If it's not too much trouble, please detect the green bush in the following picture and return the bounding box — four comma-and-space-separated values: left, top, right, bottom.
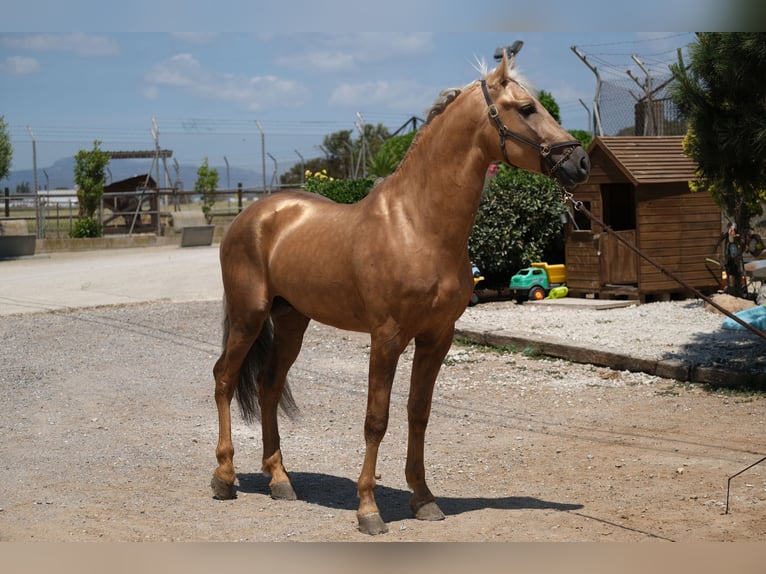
469, 165, 568, 284
195, 157, 219, 224
303, 170, 375, 204
70, 217, 102, 238
73, 140, 110, 224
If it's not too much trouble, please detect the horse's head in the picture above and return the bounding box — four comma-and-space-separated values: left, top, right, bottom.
480, 54, 590, 189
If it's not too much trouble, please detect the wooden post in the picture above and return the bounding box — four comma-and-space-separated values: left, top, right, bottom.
237, 182, 243, 213
3, 187, 9, 217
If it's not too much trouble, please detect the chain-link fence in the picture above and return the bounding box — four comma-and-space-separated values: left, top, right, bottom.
597, 71, 687, 137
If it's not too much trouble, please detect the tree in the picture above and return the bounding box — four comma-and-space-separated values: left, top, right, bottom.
670, 33, 766, 230
319, 129, 354, 179
194, 157, 219, 224
567, 129, 592, 150
0, 115, 12, 182
318, 123, 391, 180
367, 131, 416, 178
280, 123, 394, 186
537, 90, 561, 124
72, 140, 110, 237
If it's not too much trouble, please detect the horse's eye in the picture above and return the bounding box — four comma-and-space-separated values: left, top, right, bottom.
520, 104, 536, 117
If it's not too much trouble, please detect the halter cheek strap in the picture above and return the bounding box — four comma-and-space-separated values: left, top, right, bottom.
480, 79, 580, 175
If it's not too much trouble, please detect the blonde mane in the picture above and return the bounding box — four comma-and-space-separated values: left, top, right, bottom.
423, 56, 532, 125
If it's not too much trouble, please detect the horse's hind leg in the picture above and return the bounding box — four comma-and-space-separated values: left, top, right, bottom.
211, 310, 265, 500
259, 306, 309, 501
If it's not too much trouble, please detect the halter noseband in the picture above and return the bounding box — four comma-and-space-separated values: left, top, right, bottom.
480, 79, 581, 175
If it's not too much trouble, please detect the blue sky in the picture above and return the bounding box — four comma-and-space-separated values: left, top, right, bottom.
1, 31, 700, 178
0, 0, 742, 178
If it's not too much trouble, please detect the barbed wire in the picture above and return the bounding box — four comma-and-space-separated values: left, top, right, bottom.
572, 33, 695, 136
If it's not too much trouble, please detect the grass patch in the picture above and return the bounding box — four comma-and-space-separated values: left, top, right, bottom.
453, 337, 519, 355
453, 337, 554, 362
701, 383, 766, 397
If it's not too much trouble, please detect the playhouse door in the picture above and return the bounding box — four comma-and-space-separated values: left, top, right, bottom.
600, 183, 639, 285
601, 230, 638, 284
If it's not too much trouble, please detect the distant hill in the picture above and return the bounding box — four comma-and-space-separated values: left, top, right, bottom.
2, 156, 269, 192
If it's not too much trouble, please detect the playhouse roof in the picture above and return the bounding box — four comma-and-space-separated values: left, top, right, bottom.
587, 136, 698, 186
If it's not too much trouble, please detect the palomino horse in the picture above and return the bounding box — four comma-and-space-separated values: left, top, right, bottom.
211, 53, 590, 535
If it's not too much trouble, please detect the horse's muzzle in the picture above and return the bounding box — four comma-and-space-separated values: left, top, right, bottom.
553, 146, 590, 189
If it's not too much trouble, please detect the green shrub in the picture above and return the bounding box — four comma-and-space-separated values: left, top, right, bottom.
303, 170, 375, 204
469, 165, 568, 284
194, 158, 219, 224
73, 140, 110, 223
70, 217, 102, 238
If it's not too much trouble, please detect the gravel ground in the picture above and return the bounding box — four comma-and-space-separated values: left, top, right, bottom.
1, 296, 766, 543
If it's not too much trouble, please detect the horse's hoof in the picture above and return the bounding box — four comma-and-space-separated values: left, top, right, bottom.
211, 474, 236, 500
270, 481, 297, 500
357, 512, 389, 535
413, 500, 445, 521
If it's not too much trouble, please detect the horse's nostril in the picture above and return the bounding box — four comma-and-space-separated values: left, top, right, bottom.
579, 154, 591, 177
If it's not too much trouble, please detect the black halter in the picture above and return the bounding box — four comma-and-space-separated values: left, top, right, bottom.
480, 79, 581, 175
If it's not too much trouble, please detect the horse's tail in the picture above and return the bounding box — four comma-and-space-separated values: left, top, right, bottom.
221, 301, 298, 425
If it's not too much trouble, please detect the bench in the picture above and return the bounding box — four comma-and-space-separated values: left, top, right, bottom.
170, 211, 215, 248
0, 220, 37, 259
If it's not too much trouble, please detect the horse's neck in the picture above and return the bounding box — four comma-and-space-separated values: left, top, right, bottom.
377, 94, 491, 249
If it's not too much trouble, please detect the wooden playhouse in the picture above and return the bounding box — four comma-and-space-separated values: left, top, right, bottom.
564, 136, 722, 301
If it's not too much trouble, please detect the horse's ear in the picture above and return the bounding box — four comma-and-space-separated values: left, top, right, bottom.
488, 51, 511, 85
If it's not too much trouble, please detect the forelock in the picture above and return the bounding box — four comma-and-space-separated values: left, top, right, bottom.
473, 55, 534, 93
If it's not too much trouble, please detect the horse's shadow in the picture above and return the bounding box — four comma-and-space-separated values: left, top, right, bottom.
237, 471, 582, 523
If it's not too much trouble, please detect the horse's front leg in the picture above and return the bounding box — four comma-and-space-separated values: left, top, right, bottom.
356, 332, 404, 535
405, 326, 454, 521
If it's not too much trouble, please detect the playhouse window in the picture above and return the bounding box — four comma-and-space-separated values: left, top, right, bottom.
602, 183, 636, 231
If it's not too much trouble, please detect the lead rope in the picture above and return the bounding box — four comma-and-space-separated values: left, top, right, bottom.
561, 188, 766, 343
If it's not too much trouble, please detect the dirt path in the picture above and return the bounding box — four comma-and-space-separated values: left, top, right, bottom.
1, 300, 765, 541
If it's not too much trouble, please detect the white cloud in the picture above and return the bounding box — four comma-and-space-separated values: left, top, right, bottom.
0, 55, 40, 75
145, 53, 309, 111
329, 79, 433, 112
275, 32, 434, 72
298, 51, 357, 72
0, 33, 118, 56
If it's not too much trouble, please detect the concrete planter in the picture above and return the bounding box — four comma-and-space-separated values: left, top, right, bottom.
180, 225, 215, 247
0, 235, 37, 259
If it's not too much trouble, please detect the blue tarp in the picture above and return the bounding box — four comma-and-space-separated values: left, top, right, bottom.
721, 305, 766, 331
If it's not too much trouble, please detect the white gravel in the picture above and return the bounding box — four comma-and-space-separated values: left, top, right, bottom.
456, 298, 766, 376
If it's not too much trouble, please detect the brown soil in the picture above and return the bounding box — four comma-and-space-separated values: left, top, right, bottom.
1, 300, 765, 542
